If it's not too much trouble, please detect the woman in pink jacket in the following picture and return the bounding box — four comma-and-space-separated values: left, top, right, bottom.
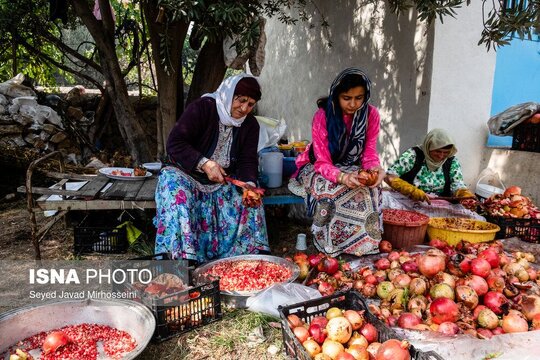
294, 68, 385, 256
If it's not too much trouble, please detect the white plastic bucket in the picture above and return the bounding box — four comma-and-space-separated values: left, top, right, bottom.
475, 173, 505, 200
260, 152, 283, 188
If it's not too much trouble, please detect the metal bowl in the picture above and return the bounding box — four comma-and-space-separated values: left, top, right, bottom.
0, 299, 155, 359
192, 254, 300, 308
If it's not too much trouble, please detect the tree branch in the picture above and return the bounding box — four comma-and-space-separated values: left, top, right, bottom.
41, 32, 102, 72
20, 40, 104, 92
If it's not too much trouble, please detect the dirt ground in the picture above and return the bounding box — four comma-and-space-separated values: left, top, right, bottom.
0, 197, 312, 359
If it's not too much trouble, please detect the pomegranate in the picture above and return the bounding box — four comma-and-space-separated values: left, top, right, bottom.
417, 250, 446, 278
408, 277, 427, 295
287, 314, 304, 328
326, 317, 352, 344
379, 240, 393, 253
336, 352, 356, 360
458, 274, 488, 297
318, 281, 335, 296
318, 257, 339, 275
430, 298, 459, 324
346, 344, 370, 360
531, 314, 540, 330
478, 249, 500, 268
343, 310, 364, 330
375, 339, 411, 360
303, 338, 322, 357
365, 274, 378, 285
503, 185, 521, 198
358, 168, 379, 186
375, 258, 391, 270
484, 291, 509, 315
476, 328, 494, 339
473, 305, 488, 320
471, 258, 491, 278
326, 307, 343, 319
361, 283, 377, 298
459, 258, 472, 274
309, 323, 327, 344
376, 281, 395, 300
502, 313, 528, 333
397, 313, 422, 329
477, 308, 499, 329
311, 316, 329, 329
42, 331, 70, 354
401, 260, 418, 273
520, 295, 540, 320
360, 323, 378, 343
437, 322, 459, 335
367, 342, 382, 358
388, 251, 400, 262
429, 283, 455, 300
487, 275, 505, 293
455, 285, 479, 309
293, 325, 310, 343
393, 274, 412, 288
492, 326, 505, 335
322, 339, 345, 359
429, 238, 447, 249
308, 254, 325, 267
434, 272, 456, 288
348, 333, 369, 348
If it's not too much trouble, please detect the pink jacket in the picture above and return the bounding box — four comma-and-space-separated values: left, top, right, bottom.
295, 105, 381, 182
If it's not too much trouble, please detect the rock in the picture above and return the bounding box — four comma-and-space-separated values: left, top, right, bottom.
6, 135, 26, 147
40, 131, 51, 141
1, 193, 17, 203
0, 125, 23, 136
19, 104, 39, 123
37, 105, 63, 128
33, 138, 46, 150
57, 138, 74, 149
0, 114, 15, 125
28, 123, 43, 132
66, 106, 84, 120
0, 94, 8, 105
24, 133, 39, 145
49, 132, 68, 144
0, 105, 4, 115
42, 124, 59, 134
12, 114, 33, 126
85, 157, 107, 169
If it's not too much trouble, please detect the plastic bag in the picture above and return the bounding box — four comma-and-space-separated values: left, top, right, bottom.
0, 74, 36, 98
255, 116, 287, 153
488, 102, 540, 135
246, 282, 321, 317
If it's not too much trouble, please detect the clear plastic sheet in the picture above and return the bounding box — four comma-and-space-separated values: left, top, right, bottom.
246, 283, 321, 317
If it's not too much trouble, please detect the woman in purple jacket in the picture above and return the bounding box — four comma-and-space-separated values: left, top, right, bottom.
154, 74, 270, 263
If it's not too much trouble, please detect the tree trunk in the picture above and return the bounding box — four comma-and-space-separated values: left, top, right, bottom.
70, 0, 151, 163
143, 2, 188, 158
186, 38, 227, 105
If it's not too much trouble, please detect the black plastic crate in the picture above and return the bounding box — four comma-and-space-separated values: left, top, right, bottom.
119, 256, 222, 342
512, 123, 540, 153
486, 215, 540, 243
74, 215, 128, 255
278, 291, 443, 360
144, 280, 222, 342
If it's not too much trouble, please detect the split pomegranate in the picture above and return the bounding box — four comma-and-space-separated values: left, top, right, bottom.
520, 295, 540, 320
358, 168, 379, 186
42, 331, 70, 354
483, 291, 508, 315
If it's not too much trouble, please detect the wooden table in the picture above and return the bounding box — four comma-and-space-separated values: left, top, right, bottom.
20, 152, 304, 259
19, 152, 158, 259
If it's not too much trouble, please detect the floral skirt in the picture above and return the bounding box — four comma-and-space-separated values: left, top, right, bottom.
298, 164, 382, 257
154, 166, 269, 263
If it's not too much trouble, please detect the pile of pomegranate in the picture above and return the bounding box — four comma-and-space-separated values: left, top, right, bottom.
365, 239, 540, 339
483, 186, 540, 219
286, 306, 411, 360
9, 323, 136, 360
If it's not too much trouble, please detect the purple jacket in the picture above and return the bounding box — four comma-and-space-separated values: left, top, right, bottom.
166, 97, 260, 183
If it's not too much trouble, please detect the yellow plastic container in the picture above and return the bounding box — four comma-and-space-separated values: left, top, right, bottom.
427, 217, 501, 245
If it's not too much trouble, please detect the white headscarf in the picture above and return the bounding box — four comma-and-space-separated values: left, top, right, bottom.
419, 128, 458, 171
202, 73, 258, 127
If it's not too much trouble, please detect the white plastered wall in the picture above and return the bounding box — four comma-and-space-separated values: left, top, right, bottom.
427, 2, 496, 186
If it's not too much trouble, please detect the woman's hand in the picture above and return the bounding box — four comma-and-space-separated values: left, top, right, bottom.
202, 160, 227, 183
341, 172, 361, 189
369, 166, 386, 188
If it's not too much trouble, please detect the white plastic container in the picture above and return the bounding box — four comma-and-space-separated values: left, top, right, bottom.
260, 152, 284, 188
475, 172, 505, 201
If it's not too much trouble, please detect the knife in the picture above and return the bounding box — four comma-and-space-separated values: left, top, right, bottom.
224, 176, 265, 195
